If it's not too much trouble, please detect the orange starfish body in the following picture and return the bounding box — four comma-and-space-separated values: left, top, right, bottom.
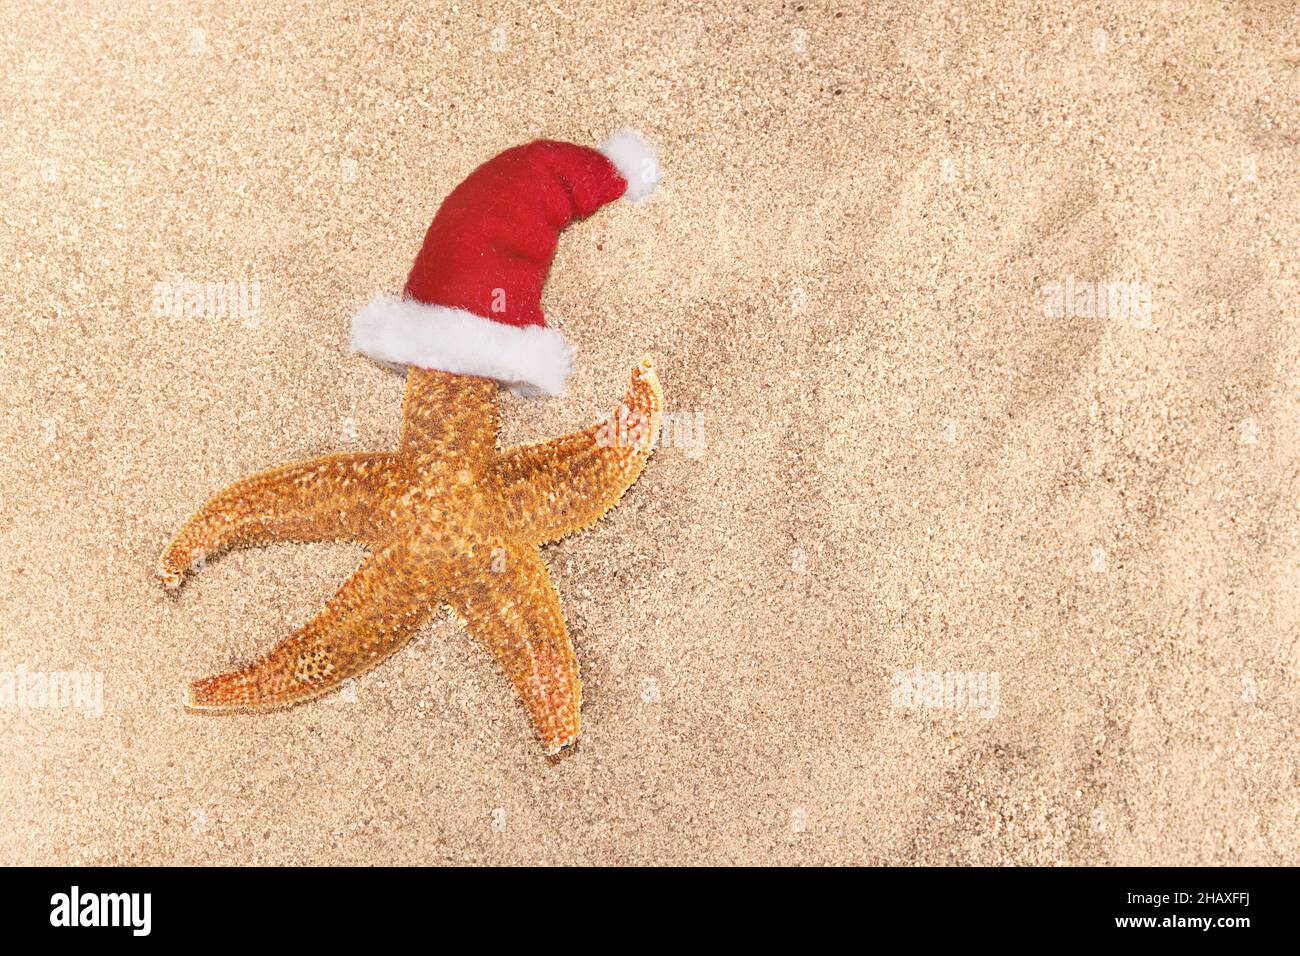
161, 360, 662, 754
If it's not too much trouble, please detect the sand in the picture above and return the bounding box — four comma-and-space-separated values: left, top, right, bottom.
1, 0, 1296, 865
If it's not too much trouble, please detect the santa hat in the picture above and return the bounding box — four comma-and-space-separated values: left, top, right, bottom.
349, 130, 662, 397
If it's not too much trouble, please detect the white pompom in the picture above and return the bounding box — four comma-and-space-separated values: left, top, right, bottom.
599, 129, 662, 202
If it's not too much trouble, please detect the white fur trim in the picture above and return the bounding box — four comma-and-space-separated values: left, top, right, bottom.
349, 295, 573, 397
599, 129, 662, 202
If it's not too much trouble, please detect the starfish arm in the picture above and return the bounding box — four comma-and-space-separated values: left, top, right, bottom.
159, 452, 399, 589
445, 543, 581, 755
185, 538, 436, 710
494, 360, 663, 545
400, 367, 499, 465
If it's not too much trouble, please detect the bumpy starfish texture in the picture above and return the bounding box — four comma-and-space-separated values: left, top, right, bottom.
161, 360, 662, 754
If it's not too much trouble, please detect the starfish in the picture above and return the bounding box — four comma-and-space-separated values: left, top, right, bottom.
160, 359, 662, 754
